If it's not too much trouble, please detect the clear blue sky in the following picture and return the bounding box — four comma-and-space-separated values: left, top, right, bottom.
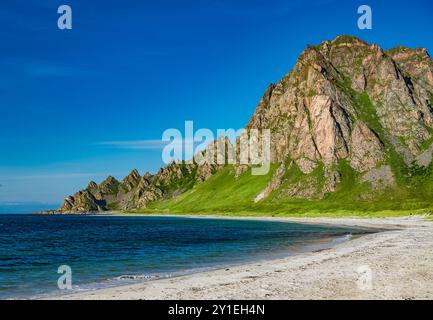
1, 0, 432, 209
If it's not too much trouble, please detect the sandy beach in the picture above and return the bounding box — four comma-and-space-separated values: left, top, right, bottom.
50, 215, 433, 300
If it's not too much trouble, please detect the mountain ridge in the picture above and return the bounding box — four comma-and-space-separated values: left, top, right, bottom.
55, 35, 433, 215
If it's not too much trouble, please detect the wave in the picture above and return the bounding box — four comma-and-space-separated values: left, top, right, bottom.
115, 274, 159, 281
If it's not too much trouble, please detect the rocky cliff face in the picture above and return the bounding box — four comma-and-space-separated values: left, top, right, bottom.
245, 35, 433, 199
58, 36, 433, 213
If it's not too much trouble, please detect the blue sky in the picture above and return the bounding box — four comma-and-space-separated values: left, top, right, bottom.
1, 0, 433, 208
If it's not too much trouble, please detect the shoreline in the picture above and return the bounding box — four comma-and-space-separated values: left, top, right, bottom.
46, 215, 433, 300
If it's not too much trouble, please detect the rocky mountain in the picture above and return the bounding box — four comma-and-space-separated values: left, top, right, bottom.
58, 35, 433, 214
59, 162, 219, 213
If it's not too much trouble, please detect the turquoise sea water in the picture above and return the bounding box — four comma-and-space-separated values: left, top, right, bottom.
0, 214, 376, 299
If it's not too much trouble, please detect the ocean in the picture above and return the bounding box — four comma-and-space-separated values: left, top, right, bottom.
0, 214, 375, 299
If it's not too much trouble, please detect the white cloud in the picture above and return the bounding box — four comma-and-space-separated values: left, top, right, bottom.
97, 139, 192, 150
0, 172, 109, 181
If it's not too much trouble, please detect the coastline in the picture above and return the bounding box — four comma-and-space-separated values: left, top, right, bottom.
46, 215, 433, 300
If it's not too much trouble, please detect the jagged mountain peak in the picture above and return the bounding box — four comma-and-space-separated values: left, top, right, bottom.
386, 45, 430, 58
121, 169, 141, 193
330, 35, 369, 46
87, 181, 98, 190
123, 169, 141, 183
128, 169, 140, 177
102, 175, 118, 183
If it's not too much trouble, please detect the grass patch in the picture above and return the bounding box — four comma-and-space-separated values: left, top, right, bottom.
135, 165, 278, 214
123, 161, 433, 218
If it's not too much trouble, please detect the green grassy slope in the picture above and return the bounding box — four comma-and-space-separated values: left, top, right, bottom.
136, 165, 277, 214
127, 160, 433, 218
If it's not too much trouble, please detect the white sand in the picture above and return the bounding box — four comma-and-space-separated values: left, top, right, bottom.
50, 215, 433, 300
